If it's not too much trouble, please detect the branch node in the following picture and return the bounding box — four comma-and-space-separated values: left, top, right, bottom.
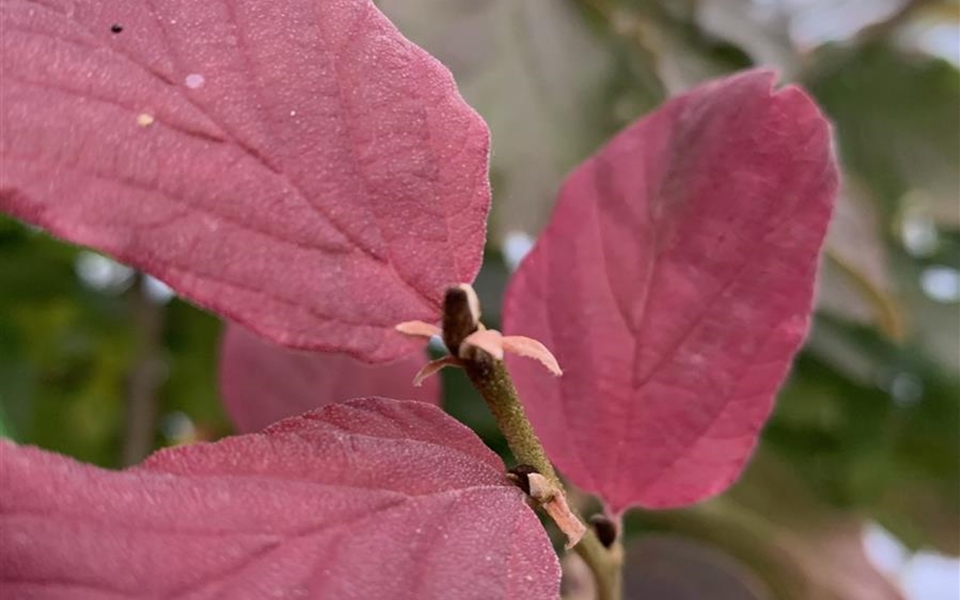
507, 464, 540, 496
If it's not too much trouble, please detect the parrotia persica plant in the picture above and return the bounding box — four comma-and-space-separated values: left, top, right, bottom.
0, 0, 839, 598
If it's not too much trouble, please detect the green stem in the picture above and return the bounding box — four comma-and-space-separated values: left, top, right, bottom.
463, 359, 623, 600
463, 360, 558, 482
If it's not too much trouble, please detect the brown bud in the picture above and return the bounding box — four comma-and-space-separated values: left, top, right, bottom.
589, 514, 618, 548
442, 285, 479, 353
507, 464, 540, 496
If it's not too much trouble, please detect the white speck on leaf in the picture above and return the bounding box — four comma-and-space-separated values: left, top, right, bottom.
185, 73, 205, 89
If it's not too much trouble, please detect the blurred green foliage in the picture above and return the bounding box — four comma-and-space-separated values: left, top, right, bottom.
1, 1, 957, 598
0, 219, 230, 468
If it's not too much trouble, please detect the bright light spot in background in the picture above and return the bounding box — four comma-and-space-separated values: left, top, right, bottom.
900, 20, 960, 66
74, 251, 135, 293
887, 371, 923, 407
751, 0, 960, 65
143, 275, 176, 304
427, 335, 446, 353
920, 266, 960, 303
901, 553, 960, 600
899, 212, 940, 258
863, 523, 960, 600
864, 522, 909, 574
159, 411, 197, 445
773, 0, 906, 47
502, 231, 535, 272
75, 253, 177, 302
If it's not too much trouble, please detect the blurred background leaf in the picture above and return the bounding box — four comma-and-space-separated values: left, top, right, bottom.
626, 451, 907, 600
379, 0, 665, 242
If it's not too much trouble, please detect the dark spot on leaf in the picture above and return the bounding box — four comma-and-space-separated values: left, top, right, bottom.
110, 24, 123, 34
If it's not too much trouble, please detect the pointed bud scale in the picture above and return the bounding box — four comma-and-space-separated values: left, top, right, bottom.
527, 473, 587, 549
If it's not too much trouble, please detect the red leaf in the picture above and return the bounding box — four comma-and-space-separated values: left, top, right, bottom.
1, 398, 560, 598
503, 71, 838, 513
219, 324, 440, 432
0, 0, 490, 362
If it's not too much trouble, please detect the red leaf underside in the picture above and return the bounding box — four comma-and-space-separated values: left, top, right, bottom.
0, 0, 490, 362
504, 70, 839, 513
219, 323, 440, 432
1, 398, 560, 599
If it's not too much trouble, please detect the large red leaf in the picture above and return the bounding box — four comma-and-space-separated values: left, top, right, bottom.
1, 398, 559, 599
503, 70, 838, 513
220, 323, 440, 432
0, 0, 490, 362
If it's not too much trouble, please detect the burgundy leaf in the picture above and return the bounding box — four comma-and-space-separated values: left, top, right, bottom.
220, 323, 440, 432
503, 70, 838, 513
0, 0, 490, 362
1, 398, 560, 599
